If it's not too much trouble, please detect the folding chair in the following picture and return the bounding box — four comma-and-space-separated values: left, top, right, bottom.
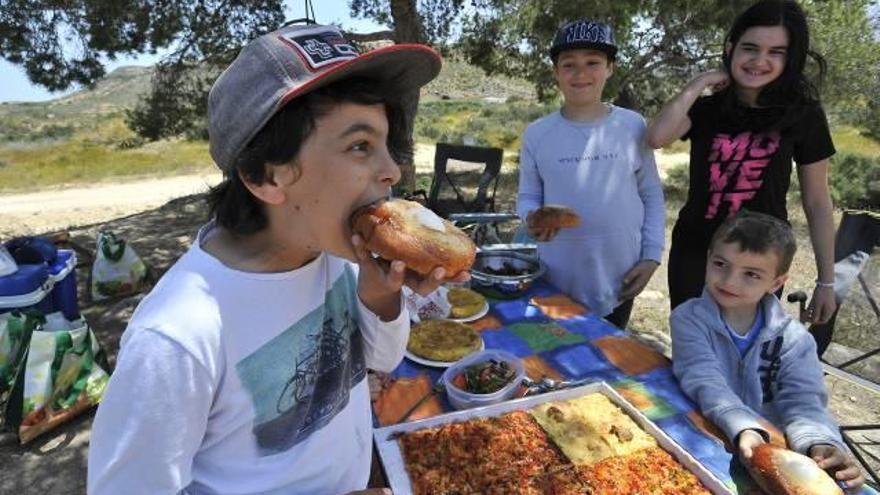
787, 210, 880, 365
787, 210, 880, 487
416, 142, 504, 216
406, 143, 509, 246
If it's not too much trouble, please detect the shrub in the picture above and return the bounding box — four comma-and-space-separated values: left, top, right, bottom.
116, 136, 146, 150
864, 102, 880, 141
829, 152, 880, 210
39, 124, 74, 140
663, 163, 689, 203
414, 100, 555, 150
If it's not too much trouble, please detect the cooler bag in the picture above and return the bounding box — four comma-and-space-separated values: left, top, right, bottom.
0, 244, 17, 277
5, 236, 56, 265
0, 263, 54, 317
48, 249, 79, 320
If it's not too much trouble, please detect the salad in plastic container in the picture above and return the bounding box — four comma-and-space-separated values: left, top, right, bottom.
441, 349, 525, 410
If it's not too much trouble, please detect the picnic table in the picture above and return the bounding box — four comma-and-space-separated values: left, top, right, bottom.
371, 280, 878, 494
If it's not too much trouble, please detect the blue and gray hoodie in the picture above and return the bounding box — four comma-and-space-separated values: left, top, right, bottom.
671, 292, 844, 454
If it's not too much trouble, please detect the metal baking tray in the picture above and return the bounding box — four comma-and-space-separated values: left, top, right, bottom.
374, 381, 733, 495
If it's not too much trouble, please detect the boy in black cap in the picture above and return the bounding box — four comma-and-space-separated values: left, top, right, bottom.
517, 19, 665, 328
88, 23, 465, 494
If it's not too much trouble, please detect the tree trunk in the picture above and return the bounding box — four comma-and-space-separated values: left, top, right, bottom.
613, 84, 639, 112
389, 0, 426, 194
390, 0, 425, 43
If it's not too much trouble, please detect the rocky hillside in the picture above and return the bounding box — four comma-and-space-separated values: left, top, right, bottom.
0, 57, 535, 144
0, 66, 152, 143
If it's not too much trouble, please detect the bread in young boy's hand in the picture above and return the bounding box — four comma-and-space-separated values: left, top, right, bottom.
527, 205, 581, 230
746, 444, 843, 495
350, 199, 476, 276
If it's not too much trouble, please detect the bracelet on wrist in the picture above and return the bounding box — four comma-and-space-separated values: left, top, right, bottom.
815, 280, 834, 288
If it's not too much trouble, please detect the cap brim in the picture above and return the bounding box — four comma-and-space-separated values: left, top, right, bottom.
279, 44, 442, 107
551, 42, 617, 60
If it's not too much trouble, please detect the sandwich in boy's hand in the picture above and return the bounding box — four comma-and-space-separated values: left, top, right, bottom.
746, 444, 843, 495
527, 205, 581, 230
350, 199, 476, 276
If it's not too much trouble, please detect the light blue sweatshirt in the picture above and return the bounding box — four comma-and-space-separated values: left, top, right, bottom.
671, 292, 845, 454
517, 106, 665, 316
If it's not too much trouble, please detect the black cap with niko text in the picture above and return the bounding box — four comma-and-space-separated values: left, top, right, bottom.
550, 19, 618, 62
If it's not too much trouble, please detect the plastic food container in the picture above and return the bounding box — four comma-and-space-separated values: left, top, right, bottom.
441, 349, 525, 410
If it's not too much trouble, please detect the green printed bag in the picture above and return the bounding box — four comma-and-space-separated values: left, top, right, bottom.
0, 311, 39, 420
90, 230, 148, 301
3, 312, 110, 443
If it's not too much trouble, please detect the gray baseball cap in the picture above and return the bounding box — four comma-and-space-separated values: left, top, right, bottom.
208, 23, 442, 173
550, 19, 617, 62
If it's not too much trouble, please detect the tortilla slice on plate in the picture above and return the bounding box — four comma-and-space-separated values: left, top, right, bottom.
446, 287, 487, 319
407, 319, 482, 362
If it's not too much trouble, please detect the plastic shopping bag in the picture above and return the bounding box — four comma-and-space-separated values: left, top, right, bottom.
2, 311, 110, 444
0, 311, 38, 415
90, 230, 148, 301
403, 286, 452, 323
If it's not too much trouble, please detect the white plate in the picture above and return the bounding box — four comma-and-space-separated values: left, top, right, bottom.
448, 301, 490, 323
404, 338, 486, 368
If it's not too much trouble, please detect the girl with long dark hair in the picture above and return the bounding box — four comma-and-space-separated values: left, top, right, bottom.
647, 0, 837, 324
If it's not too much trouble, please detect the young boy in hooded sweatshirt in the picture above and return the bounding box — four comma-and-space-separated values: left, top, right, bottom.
671, 210, 864, 491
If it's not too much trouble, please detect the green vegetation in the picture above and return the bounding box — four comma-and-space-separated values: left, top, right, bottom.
829, 153, 880, 210
415, 99, 556, 150
660, 140, 690, 155
0, 66, 151, 147
0, 116, 212, 192
826, 127, 880, 210
0, 67, 213, 192
663, 163, 690, 204
830, 125, 880, 158
421, 58, 534, 102
0, 122, 75, 143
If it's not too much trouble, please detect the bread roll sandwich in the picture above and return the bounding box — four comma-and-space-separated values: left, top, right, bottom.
350, 199, 476, 276
746, 444, 843, 495
527, 205, 581, 230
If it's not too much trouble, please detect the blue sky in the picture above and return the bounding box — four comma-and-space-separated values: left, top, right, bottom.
0, 1, 384, 103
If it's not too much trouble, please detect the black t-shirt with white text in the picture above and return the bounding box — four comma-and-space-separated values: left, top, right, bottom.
673, 94, 835, 249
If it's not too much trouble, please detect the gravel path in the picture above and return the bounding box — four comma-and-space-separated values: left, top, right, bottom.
0, 148, 691, 240
0, 172, 222, 238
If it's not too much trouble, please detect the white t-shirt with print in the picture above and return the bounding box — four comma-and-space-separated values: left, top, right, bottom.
87, 224, 409, 494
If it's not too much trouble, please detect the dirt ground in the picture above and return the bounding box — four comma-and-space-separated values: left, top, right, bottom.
1, 148, 878, 493
0, 171, 222, 239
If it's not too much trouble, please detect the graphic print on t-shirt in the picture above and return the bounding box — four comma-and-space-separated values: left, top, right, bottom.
558, 151, 620, 165
235, 268, 366, 456
704, 130, 780, 219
